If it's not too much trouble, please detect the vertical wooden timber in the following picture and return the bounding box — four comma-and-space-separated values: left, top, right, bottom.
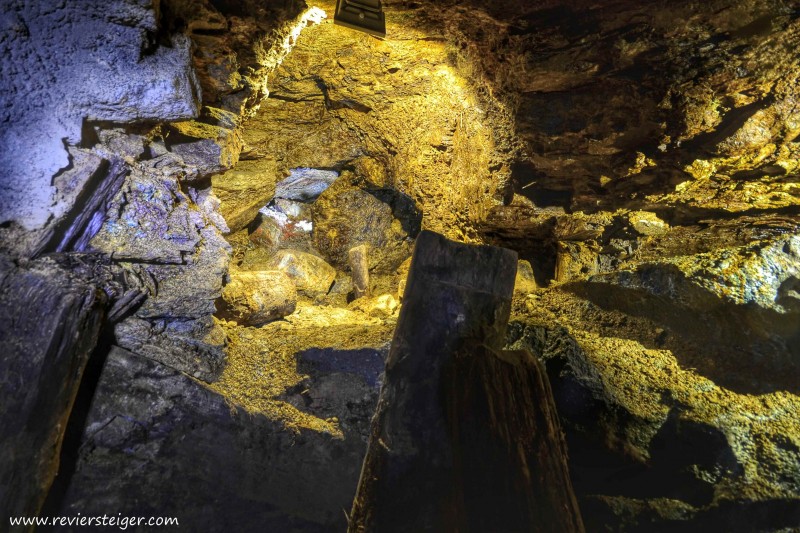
444, 345, 585, 533
348, 230, 583, 532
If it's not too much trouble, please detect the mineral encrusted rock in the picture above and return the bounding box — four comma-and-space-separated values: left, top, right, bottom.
88, 165, 232, 381
220, 269, 297, 326
312, 172, 422, 273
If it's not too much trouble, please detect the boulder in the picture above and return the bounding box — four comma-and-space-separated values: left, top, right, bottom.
212, 158, 282, 233
515, 259, 539, 294
312, 172, 422, 273
220, 270, 296, 326
265, 249, 336, 297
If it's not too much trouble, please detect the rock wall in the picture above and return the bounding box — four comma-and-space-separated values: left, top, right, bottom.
0, 0, 200, 230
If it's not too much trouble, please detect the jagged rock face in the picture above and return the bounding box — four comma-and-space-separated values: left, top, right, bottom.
0, 0, 201, 230
241, 11, 517, 241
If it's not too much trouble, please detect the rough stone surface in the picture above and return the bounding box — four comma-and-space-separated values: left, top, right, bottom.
52, 346, 377, 532
84, 161, 232, 381
515, 259, 539, 294
0, 255, 107, 519
0, 0, 200, 230
265, 249, 336, 298
275, 168, 339, 202
212, 158, 282, 233
242, 16, 516, 241
220, 269, 297, 326
312, 172, 422, 273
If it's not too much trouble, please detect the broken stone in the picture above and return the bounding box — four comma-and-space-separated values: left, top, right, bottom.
628, 211, 669, 236
0, 4, 199, 231
554, 241, 599, 283
395, 256, 412, 300
348, 244, 370, 299
265, 249, 336, 298
168, 118, 243, 179
248, 215, 282, 251
220, 269, 296, 326
95, 128, 148, 161
515, 259, 538, 294
114, 315, 227, 382
88, 170, 201, 263
312, 171, 422, 273
212, 158, 281, 233
348, 293, 398, 318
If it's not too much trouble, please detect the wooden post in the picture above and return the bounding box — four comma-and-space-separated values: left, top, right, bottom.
443, 345, 585, 533
348, 230, 583, 532
349, 244, 370, 300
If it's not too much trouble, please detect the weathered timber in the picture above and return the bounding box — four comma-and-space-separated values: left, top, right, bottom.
350, 230, 520, 531
0, 255, 107, 523
349, 244, 370, 300
443, 344, 585, 533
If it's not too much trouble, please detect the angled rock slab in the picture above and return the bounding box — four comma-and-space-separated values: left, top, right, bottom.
212, 158, 282, 234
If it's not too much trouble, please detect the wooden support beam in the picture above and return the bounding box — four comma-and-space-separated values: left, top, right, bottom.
348, 230, 583, 532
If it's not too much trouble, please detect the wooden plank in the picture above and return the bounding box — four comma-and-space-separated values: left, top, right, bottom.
443, 345, 585, 533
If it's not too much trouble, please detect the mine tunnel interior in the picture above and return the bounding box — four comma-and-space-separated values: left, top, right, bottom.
1, 0, 800, 531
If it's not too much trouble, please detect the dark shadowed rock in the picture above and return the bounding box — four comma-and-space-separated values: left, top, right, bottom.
52, 346, 373, 532
114, 315, 227, 382
0, 255, 108, 520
